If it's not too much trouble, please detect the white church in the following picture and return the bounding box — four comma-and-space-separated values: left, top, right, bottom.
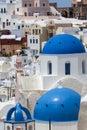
17, 33, 87, 93
3, 33, 87, 130
40, 33, 87, 90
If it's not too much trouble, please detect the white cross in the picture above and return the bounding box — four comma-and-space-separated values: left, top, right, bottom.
57, 80, 63, 88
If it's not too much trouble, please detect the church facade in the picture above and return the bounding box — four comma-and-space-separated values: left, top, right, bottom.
40, 34, 87, 90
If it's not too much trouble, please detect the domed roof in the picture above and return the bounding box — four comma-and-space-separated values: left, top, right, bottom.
34, 87, 81, 122
42, 34, 85, 54
5, 103, 32, 123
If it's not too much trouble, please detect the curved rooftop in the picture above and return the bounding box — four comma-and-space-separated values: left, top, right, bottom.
5, 103, 32, 123
42, 34, 85, 54
34, 87, 81, 122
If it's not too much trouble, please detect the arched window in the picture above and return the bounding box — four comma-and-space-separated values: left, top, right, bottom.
1, 8, 3, 13
48, 61, 52, 74
4, 8, 6, 13
7, 126, 10, 130
82, 60, 86, 74
65, 62, 71, 75
29, 125, 32, 130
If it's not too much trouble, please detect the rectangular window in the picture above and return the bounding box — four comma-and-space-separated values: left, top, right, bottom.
33, 29, 34, 34
4, 8, 6, 13
30, 39, 32, 43
48, 62, 52, 74
6, 22, 9, 26
36, 39, 38, 43
82, 61, 86, 74
3, 22, 5, 28
17, 8, 19, 12
33, 50, 35, 55
9, 22, 10, 25
35, 29, 38, 34
39, 29, 41, 34
65, 63, 70, 75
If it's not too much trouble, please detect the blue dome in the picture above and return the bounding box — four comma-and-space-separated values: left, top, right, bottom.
5, 103, 32, 123
34, 87, 81, 122
42, 34, 85, 54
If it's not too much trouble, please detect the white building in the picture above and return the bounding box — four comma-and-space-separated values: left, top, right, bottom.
15, 33, 87, 94
27, 35, 40, 56
0, 0, 22, 30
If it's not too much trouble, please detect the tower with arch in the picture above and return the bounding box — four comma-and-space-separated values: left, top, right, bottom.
4, 103, 33, 130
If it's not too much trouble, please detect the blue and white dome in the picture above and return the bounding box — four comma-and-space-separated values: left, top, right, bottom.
42, 34, 85, 54
5, 103, 32, 123
34, 87, 81, 122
